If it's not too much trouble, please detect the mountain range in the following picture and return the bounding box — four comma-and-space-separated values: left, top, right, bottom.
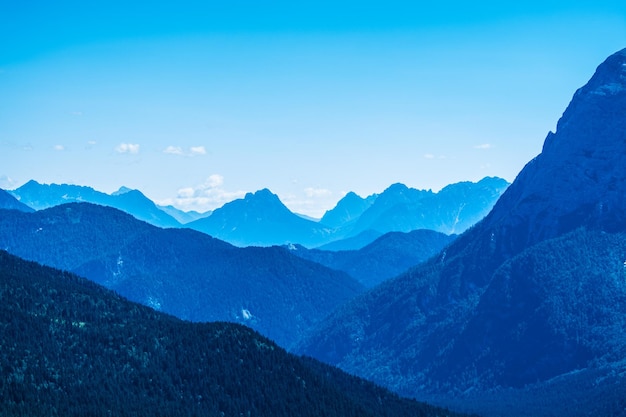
0, 202, 363, 349
9, 177, 507, 248
296, 48, 626, 417
0, 249, 474, 417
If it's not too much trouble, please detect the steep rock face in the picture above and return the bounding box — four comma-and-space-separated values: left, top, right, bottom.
297, 48, 626, 416
484, 49, 626, 255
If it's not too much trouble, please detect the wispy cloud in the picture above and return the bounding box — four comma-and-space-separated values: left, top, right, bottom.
304, 187, 332, 198
423, 153, 436, 159
163, 145, 207, 157
163, 146, 184, 155
474, 143, 492, 150
53, 145, 65, 151
115, 143, 140, 154
0, 175, 16, 189
190, 146, 206, 155
159, 174, 245, 212
280, 187, 337, 219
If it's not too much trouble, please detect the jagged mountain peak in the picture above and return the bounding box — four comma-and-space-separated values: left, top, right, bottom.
485, 47, 626, 250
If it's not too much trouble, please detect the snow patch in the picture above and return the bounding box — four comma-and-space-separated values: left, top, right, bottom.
146, 296, 162, 311
242, 308, 253, 320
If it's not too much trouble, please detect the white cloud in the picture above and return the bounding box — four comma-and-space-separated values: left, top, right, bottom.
87, 140, 97, 146
70, 111, 83, 116
304, 187, 332, 198
53, 145, 65, 151
115, 143, 140, 154
0, 175, 16, 189
190, 146, 206, 155
423, 153, 435, 159
474, 143, 492, 150
159, 174, 245, 212
164, 146, 184, 155
163, 145, 207, 157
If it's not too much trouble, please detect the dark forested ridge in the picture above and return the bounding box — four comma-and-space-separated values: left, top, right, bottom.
287, 229, 456, 287
296, 48, 626, 417
0, 250, 474, 417
0, 203, 363, 349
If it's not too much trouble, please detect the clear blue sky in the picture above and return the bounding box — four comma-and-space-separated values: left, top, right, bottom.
1, 1, 625, 217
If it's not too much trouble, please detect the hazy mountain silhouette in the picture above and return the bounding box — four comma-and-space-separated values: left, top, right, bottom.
320, 191, 378, 228
347, 177, 509, 237
10, 181, 181, 228
0, 188, 33, 212
187, 188, 334, 247
297, 48, 626, 417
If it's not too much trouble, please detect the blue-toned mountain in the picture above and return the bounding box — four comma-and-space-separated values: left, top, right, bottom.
187, 188, 334, 247
320, 191, 378, 228
0, 250, 473, 417
288, 229, 456, 288
297, 48, 626, 417
347, 177, 509, 237
10, 181, 181, 228
0, 203, 363, 349
0, 188, 33, 212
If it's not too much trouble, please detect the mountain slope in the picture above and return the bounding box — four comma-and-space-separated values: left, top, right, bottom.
320, 191, 378, 228
158, 204, 211, 224
288, 229, 456, 287
187, 188, 333, 247
10, 181, 181, 228
0, 250, 472, 417
0, 188, 33, 212
0, 203, 363, 349
297, 48, 626, 417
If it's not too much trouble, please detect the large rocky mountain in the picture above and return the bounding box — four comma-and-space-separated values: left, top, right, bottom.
10, 181, 181, 228
0, 203, 363, 349
297, 49, 626, 417
287, 229, 456, 288
0, 250, 473, 417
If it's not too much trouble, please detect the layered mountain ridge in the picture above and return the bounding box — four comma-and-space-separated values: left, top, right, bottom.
297, 48, 626, 417
0, 202, 363, 349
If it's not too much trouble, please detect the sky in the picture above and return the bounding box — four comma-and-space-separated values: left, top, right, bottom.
1, 2, 625, 217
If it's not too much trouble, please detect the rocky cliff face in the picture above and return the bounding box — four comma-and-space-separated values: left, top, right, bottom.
484, 48, 626, 254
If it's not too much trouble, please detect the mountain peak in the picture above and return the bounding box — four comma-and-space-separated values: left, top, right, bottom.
112, 186, 133, 196
486, 47, 626, 248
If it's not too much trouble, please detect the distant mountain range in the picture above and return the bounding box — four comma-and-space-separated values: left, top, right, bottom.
0, 250, 473, 417
286, 229, 456, 288
8, 177, 508, 248
0, 202, 362, 349
296, 48, 626, 417
10, 181, 181, 228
